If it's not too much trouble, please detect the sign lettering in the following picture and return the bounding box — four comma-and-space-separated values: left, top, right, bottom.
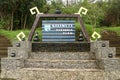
42, 20, 75, 42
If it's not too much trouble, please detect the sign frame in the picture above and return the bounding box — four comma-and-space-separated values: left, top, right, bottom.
28, 14, 90, 42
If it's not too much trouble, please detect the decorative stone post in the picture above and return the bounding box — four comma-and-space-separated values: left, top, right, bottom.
1, 41, 32, 79
90, 41, 116, 59
90, 41, 109, 53
90, 40, 120, 71
8, 41, 31, 58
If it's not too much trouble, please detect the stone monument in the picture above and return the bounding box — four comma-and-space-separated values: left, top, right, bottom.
1, 14, 120, 80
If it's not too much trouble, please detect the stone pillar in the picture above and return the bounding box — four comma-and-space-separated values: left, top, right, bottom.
1, 41, 32, 79
98, 58, 120, 71
91, 41, 120, 72
90, 41, 109, 53
95, 47, 116, 59
12, 41, 31, 52
90, 41, 116, 59
8, 41, 32, 59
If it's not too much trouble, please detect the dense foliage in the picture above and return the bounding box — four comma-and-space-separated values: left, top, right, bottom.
0, 0, 120, 30
0, 0, 46, 30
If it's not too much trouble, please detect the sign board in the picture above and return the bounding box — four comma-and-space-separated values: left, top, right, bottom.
42, 20, 75, 42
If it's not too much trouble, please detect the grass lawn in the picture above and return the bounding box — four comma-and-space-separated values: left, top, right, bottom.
0, 24, 120, 42
0, 29, 42, 42
84, 24, 120, 36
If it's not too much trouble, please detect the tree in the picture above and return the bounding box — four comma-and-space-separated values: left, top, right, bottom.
104, 0, 120, 26
0, 0, 11, 30
81, 1, 105, 27
0, 0, 46, 30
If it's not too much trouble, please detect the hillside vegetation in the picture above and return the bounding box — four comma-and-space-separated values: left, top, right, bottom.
0, 24, 120, 41
0, 0, 120, 30
0, 0, 120, 41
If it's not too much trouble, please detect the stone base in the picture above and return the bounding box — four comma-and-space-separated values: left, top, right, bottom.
1, 68, 120, 80
1, 58, 24, 70
32, 42, 90, 52
98, 58, 120, 71
20, 68, 103, 80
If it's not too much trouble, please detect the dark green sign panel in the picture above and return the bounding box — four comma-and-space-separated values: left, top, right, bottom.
42, 20, 75, 42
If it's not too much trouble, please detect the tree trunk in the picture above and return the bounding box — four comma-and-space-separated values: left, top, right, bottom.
117, 14, 120, 25
21, 13, 23, 29
67, 0, 69, 6
10, 11, 14, 31
23, 14, 27, 29
94, 17, 97, 28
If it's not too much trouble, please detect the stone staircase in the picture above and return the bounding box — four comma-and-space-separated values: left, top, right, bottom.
0, 35, 11, 73
1, 41, 120, 80
25, 52, 98, 69
101, 30, 120, 57
25, 42, 98, 69
22, 43, 102, 80
0, 35, 11, 58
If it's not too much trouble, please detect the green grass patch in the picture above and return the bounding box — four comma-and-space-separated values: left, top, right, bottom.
85, 24, 120, 36
0, 29, 30, 42
0, 29, 42, 42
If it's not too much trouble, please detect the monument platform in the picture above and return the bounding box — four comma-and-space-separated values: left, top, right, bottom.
32, 42, 90, 52
1, 41, 120, 80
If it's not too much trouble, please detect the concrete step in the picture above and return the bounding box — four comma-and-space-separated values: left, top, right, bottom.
0, 47, 8, 50
32, 42, 90, 52
25, 59, 98, 69
0, 49, 7, 58
116, 54, 120, 58
116, 47, 120, 56
102, 36, 120, 40
103, 39, 120, 41
116, 47, 120, 52
0, 55, 7, 58
0, 50, 7, 55
30, 52, 94, 60
0, 38, 10, 40
18, 68, 103, 80
0, 35, 7, 37
0, 44, 11, 47
0, 41, 11, 44
0, 35, 11, 59
109, 41, 120, 43
110, 43, 120, 47
0, 41, 10, 44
